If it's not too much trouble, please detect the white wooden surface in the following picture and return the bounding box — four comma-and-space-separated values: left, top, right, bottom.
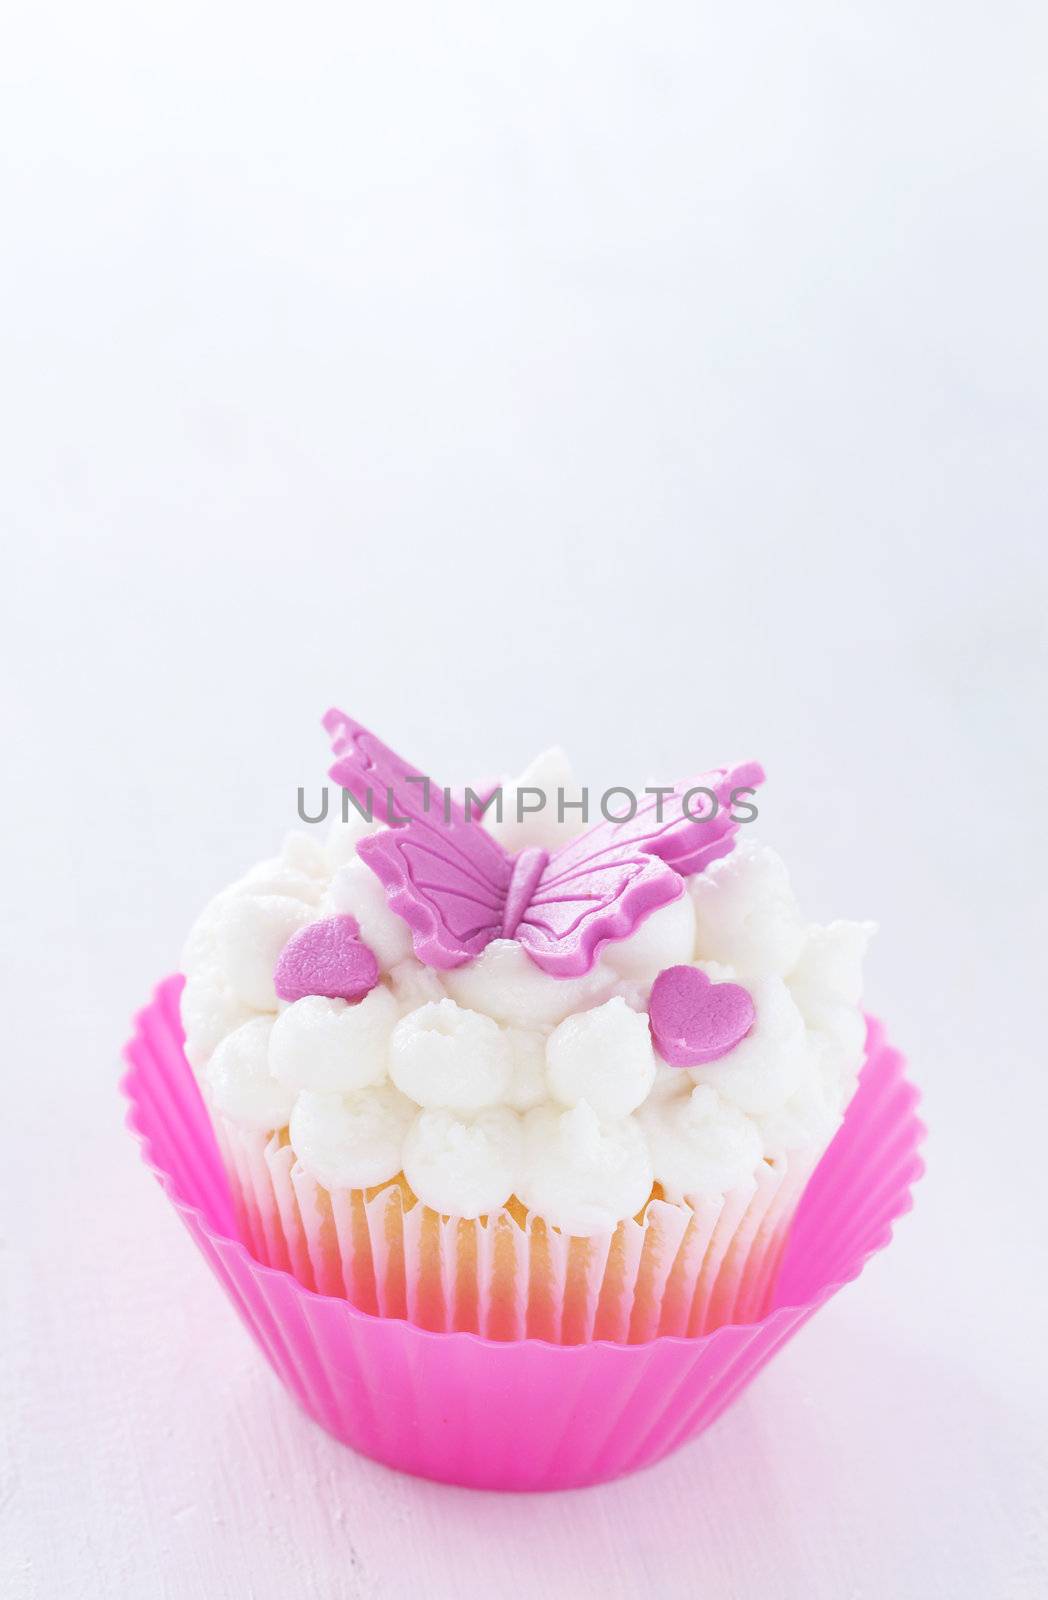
3, 3, 1047, 1595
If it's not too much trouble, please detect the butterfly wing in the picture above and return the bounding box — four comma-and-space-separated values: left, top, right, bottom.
516, 761, 764, 976
323, 709, 512, 968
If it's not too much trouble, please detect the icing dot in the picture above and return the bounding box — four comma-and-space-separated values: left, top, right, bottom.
546, 997, 656, 1118
206, 1016, 295, 1130
290, 1083, 415, 1189
270, 987, 398, 1092
389, 999, 512, 1113
518, 1101, 653, 1237
403, 1106, 522, 1218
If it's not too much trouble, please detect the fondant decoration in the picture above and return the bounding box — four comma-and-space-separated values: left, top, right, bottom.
648, 965, 755, 1066
274, 914, 379, 1003
322, 710, 763, 977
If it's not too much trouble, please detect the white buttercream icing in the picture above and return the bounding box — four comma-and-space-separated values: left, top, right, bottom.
690, 839, 806, 978
205, 1017, 296, 1130
181, 758, 874, 1235
403, 1105, 522, 1218
503, 1027, 549, 1112
389, 999, 513, 1112
181, 966, 257, 1071
546, 997, 656, 1118
599, 891, 696, 982
216, 892, 316, 1011
637, 1083, 763, 1202
518, 1101, 653, 1236
443, 937, 615, 1029
239, 859, 325, 904
289, 1083, 415, 1190
689, 971, 808, 1115
270, 989, 399, 1093
326, 857, 414, 968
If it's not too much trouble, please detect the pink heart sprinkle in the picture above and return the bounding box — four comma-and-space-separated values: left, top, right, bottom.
274, 915, 380, 1004
648, 965, 755, 1067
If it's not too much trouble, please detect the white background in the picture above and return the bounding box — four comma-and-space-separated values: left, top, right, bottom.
3, 3, 1047, 1596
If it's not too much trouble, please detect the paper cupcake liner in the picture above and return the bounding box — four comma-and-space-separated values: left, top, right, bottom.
122, 976, 924, 1490
212, 1119, 815, 1344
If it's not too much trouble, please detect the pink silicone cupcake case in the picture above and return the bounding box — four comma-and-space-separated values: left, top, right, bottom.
121, 976, 924, 1491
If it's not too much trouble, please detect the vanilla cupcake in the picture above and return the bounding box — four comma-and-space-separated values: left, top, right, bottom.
180, 712, 874, 1344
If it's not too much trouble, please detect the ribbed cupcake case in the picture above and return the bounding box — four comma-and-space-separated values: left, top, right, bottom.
217, 1118, 815, 1344
122, 977, 924, 1491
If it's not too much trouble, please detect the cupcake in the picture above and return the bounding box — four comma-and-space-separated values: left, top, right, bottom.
179, 711, 875, 1345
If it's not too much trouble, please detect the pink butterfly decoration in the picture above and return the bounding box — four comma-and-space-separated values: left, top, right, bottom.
323, 709, 764, 979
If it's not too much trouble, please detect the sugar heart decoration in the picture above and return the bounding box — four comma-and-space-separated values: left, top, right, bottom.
274, 915, 380, 1004
648, 965, 755, 1067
